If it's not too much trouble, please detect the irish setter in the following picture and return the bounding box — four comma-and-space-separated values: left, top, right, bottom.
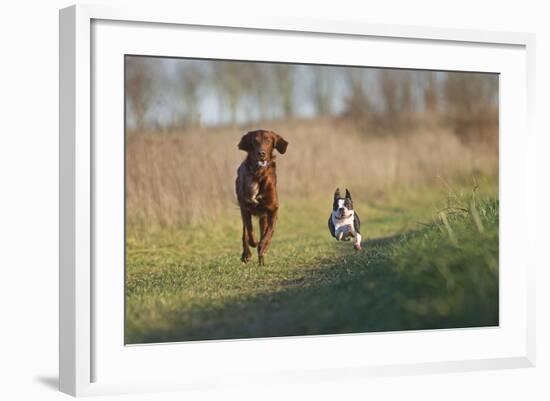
235, 130, 288, 265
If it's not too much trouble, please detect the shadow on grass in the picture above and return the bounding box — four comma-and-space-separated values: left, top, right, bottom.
131, 225, 498, 344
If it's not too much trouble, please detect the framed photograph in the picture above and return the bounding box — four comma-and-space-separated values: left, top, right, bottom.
59, 4, 536, 396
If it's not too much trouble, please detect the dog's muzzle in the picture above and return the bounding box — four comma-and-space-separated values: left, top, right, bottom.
337, 212, 352, 220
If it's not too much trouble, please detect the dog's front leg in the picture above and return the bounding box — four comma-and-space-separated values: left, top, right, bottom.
258, 209, 277, 266
353, 232, 362, 251
346, 224, 362, 251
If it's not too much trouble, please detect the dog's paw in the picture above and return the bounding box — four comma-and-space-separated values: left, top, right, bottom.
258, 255, 265, 266
241, 252, 252, 263
354, 243, 362, 252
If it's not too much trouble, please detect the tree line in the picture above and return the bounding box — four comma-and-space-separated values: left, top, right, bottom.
125, 57, 498, 142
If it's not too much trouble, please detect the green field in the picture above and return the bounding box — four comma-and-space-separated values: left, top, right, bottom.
125, 181, 499, 344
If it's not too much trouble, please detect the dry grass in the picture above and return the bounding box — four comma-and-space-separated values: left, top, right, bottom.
126, 117, 498, 228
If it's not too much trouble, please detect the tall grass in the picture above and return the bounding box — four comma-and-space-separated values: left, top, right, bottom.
126, 117, 498, 228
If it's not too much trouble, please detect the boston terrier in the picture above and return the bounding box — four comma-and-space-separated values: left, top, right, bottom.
328, 188, 362, 251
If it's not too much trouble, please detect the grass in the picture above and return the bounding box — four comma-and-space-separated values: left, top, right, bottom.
125, 181, 499, 344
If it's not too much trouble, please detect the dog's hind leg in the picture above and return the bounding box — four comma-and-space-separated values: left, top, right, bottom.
259, 214, 269, 238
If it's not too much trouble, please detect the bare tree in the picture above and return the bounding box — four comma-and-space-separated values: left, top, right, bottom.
443, 72, 497, 116
212, 61, 248, 125
398, 70, 414, 126
251, 63, 274, 121
342, 68, 374, 133
423, 71, 438, 114
399, 71, 413, 113
235, 63, 273, 122
443, 72, 499, 143
310, 66, 334, 116
272, 64, 294, 119
177, 61, 205, 127
380, 70, 399, 121
125, 57, 154, 130
376, 69, 418, 131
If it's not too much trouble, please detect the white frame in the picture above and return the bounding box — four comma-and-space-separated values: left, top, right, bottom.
59, 4, 536, 397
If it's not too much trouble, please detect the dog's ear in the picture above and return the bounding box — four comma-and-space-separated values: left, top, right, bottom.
333, 188, 341, 209
345, 189, 352, 199
271, 131, 288, 154
238, 132, 254, 152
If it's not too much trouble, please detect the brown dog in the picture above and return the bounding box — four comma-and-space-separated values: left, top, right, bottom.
235, 129, 288, 265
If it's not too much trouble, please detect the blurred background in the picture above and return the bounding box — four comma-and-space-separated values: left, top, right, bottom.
125, 56, 498, 227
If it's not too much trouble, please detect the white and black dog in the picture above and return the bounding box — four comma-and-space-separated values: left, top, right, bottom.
328, 188, 362, 251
